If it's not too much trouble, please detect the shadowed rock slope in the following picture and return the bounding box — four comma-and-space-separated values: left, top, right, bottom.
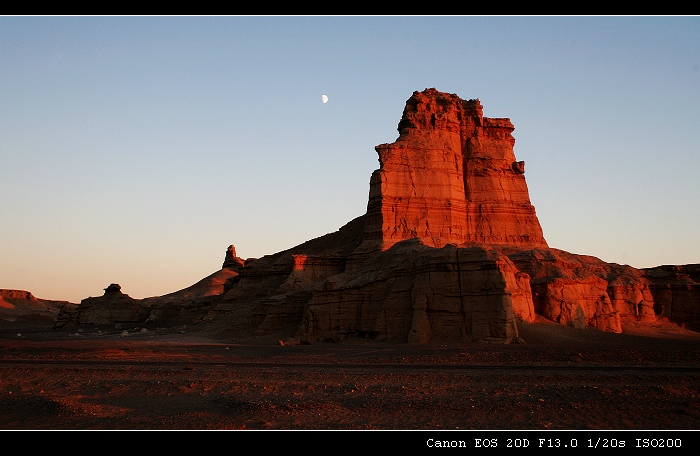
54, 89, 700, 342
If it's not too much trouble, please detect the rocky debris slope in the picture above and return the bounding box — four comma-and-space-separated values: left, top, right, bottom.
53, 88, 700, 343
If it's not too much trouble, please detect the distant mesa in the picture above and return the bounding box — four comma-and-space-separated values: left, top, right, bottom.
0, 289, 68, 324
53, 88, 700, 343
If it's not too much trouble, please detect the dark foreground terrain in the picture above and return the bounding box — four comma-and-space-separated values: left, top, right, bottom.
1, 317, 700, 431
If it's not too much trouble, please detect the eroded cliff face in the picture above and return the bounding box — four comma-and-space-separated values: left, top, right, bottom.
55, 88, 699, 342
295, 243, 532, 344
505, 248, 656, 334
359, 89, 547, 254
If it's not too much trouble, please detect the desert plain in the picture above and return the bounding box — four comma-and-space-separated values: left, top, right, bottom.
1, 314, 699, 433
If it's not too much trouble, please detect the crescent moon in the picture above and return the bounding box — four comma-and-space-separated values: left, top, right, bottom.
322, 94, 328, 104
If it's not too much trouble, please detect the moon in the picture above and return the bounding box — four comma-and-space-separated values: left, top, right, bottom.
322, 94, 328, 104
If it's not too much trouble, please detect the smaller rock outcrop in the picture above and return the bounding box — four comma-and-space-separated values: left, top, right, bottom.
222, 244, 245, 270
103, 283, 123, 294
54, 283, 149, 328
505, 248, 658, 334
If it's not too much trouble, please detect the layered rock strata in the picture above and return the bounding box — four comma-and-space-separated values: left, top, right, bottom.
506, 248, 657, 333
642, 264, 700, 332
358, 88, 547, 256
296, 243, 533, 344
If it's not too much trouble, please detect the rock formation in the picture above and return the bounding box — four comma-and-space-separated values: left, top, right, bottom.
0, 289, 68, 323
54, 283, 145, 328
222, 245, 245, 270
506, 248, 656, 334
642, 264, 700, 332
207, 89, 654, 343
294, 243, 533, 344
54, 244, 247, 328
358, 88, 547, 255
54, 88, 700, 342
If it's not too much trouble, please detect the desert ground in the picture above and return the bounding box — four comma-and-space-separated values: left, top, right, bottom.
1, 315, 699, 436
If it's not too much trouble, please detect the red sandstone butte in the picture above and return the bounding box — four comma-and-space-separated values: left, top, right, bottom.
358, 88, 547, 254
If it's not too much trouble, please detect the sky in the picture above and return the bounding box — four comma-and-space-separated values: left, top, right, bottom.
2, 16, 700, 303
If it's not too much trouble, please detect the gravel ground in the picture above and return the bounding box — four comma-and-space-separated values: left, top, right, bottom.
1, 317, 699, 431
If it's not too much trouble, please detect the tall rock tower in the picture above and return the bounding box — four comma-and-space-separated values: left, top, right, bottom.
361, 88, 548, 252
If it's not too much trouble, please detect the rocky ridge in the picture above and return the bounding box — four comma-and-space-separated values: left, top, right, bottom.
0, 289, 68, 323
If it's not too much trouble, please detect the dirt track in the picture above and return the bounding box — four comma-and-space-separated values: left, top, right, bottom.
1, 318, 700, 431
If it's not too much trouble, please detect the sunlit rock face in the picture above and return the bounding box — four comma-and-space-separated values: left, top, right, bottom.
359, 88, 547, 254
506, 248, 659, 334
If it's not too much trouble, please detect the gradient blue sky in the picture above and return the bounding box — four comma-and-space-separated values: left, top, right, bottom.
2, 16, 699, 303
